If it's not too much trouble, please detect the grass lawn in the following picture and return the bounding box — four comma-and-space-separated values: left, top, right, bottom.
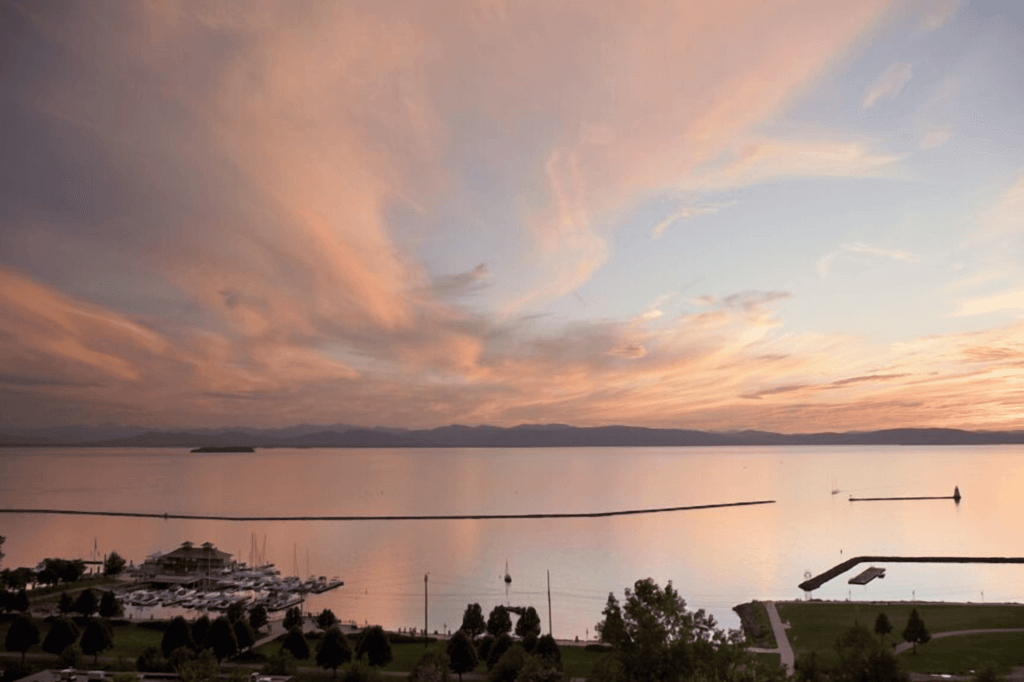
0, 618, 162, 663
897, 631, 1024, 675
776, 601, 1024, 669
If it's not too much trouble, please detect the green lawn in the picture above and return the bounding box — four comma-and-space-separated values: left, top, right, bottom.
897, 631, 1024, 675
776, 601, 1024, 670
0, 618, 162, 662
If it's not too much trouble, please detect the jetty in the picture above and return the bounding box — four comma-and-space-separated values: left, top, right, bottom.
849, 486, 961, 503
800, 555, 1024, 592
848, 566, 885, 585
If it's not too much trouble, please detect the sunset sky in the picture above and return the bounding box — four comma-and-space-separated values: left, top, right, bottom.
3, 0, 1024, 432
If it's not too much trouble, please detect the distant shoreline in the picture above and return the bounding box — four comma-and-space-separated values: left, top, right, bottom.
5, 424, 1024, 449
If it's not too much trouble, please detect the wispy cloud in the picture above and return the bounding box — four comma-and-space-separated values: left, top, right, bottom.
921, 0, 959, 32
651, 201, 733, 238
863, 62, 913, 108
919, 127, 951, 149
818, 242, 917, 277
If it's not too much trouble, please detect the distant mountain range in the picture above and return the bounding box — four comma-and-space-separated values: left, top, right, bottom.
4, 424, 1024, 448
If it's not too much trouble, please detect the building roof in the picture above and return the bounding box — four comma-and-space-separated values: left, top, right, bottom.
161, 542, 232, 562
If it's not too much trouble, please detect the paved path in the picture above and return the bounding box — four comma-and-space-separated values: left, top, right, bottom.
894, 627, 1024, 654
762, 601, 795, 676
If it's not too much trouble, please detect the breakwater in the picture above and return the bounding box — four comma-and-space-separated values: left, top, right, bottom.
799, 556, 1024, 591
0, 499, 774, 522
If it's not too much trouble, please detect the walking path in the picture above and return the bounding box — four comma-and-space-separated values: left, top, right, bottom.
747, 601, 794, 676
894, 627, 1024, 654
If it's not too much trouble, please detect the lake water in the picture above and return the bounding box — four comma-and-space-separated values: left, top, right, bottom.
2, 445, 1024, 640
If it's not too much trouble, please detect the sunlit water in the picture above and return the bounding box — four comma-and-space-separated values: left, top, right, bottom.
2, 446, 1023, 639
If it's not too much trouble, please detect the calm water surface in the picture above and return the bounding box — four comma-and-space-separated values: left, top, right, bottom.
2, 446, 1024, 638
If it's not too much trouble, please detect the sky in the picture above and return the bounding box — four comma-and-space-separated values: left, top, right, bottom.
2, 0, 1024, 432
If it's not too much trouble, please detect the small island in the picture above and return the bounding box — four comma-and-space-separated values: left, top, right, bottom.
190, 445, 255, 453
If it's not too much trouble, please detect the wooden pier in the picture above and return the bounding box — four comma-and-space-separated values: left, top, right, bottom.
800, 555, 1024, 592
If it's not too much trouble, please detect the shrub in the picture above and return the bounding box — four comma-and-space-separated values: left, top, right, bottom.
343, 661, 383, 682
486, 644, 527, 682
2, 662, 33, 682
137, 645, 171, 673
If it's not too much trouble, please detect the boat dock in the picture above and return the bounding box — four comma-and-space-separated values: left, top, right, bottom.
848, 566, 886, 585
849, 486, 961, 503
799, 555, 1024, 592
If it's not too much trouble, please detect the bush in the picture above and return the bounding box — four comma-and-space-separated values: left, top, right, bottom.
584, 643, 613, 653
262, 650, 297, 676
137, 645, 172, 673
515, 656, 564, 682
343, 661, 383, 682
587, 655, 626, 682
408, 644, 451, 682
477, 635, 494, 663
486, 645, 527, 682
60, 644, 85, 670
486, 634, 514, 671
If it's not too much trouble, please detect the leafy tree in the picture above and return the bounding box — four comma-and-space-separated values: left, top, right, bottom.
37, 566, 60, 586
874, 612, 893, 644
74, 588, 99, 617
41, 558, 86, 584
460, 603, 486, 640
169, 646, 197, 673
316, 608, 339, 631
588, 654, 626, 682
476, 635, 494, 663
535, 634, 561, 666
192, 615, 211, 651
486, 633, 514, 671
104, 552, 127, 576
60, 643, 85, 670
0, 590, 10, 613
408, 644, 450, 682
13, 588, 30, 613
284, 606, 303, 631
594, 578, 753, 682
262, 650, 297, 676
43, 617, 80, 656
833, 624, 907, 682
233, 619, 256, 652
5, 613, 41, 662
163, 616, 195, 658
0, 536, 4, 567
515, 606, 542, 642
486, 644, 527, 682
80, 618, 115, 665
596, 593, 628, 647
282, 626, 310, 660
446, 630, 478, 682
207, 616, 238, 662
249, 604, 268, 633
99, 591, 123, 618
793, 652, 826, 682
58, 592, 75, 615
316, 627, 352, 677
137, 646, 172, 673
486, 606, 512, 638
902, 608, 931, 655
225, 600, 246, 625
356, 625, 393, 668
179, 648, 218, 682
2, 567, 35, 591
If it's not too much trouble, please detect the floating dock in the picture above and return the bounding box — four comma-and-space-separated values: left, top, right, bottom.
849, 486, 961, 503
848, 566, 886, 585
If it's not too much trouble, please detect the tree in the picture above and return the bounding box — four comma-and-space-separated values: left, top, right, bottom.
594, 578, 750, 682
596, 593, 628, 648
249, 604, 268, 633
0, 535, 5, 568
233, 619, 256, 652
833, 624, 907, 682
446, 630, 478, 682
179, 648, 219, 682
74, 588, 99, 617
316, 627, 352, 677
60, 643, 85, 670
163, 616, 196, 658
486, 634, 513, 671
13, 588, 30, 613
487, 644, 527, 682
283, 606, 303, 631
461, 603, 486, 640
356, 625, 393, 668
874, 612, 893, 645
80, 618, 115, 665
103, 552, 127, 576
192, 615, 212, 651
43, 617, 80, 656
207, 616, 238, 662
902, 609, 931, 655
58, 592, 74, 615
514, 606, 542, 643
137, 646, 172, 673
99, 591, 123, 618
282, 626, 310, 660
225, 600, 246, 625
316, 608, 339, 631
535, 634, 561, 666
5, 613, 40, 662
486, 606, 512, 638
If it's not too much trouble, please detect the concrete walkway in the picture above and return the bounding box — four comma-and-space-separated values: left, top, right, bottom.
894, 627, 1024, 654
759, 601, 794, 676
